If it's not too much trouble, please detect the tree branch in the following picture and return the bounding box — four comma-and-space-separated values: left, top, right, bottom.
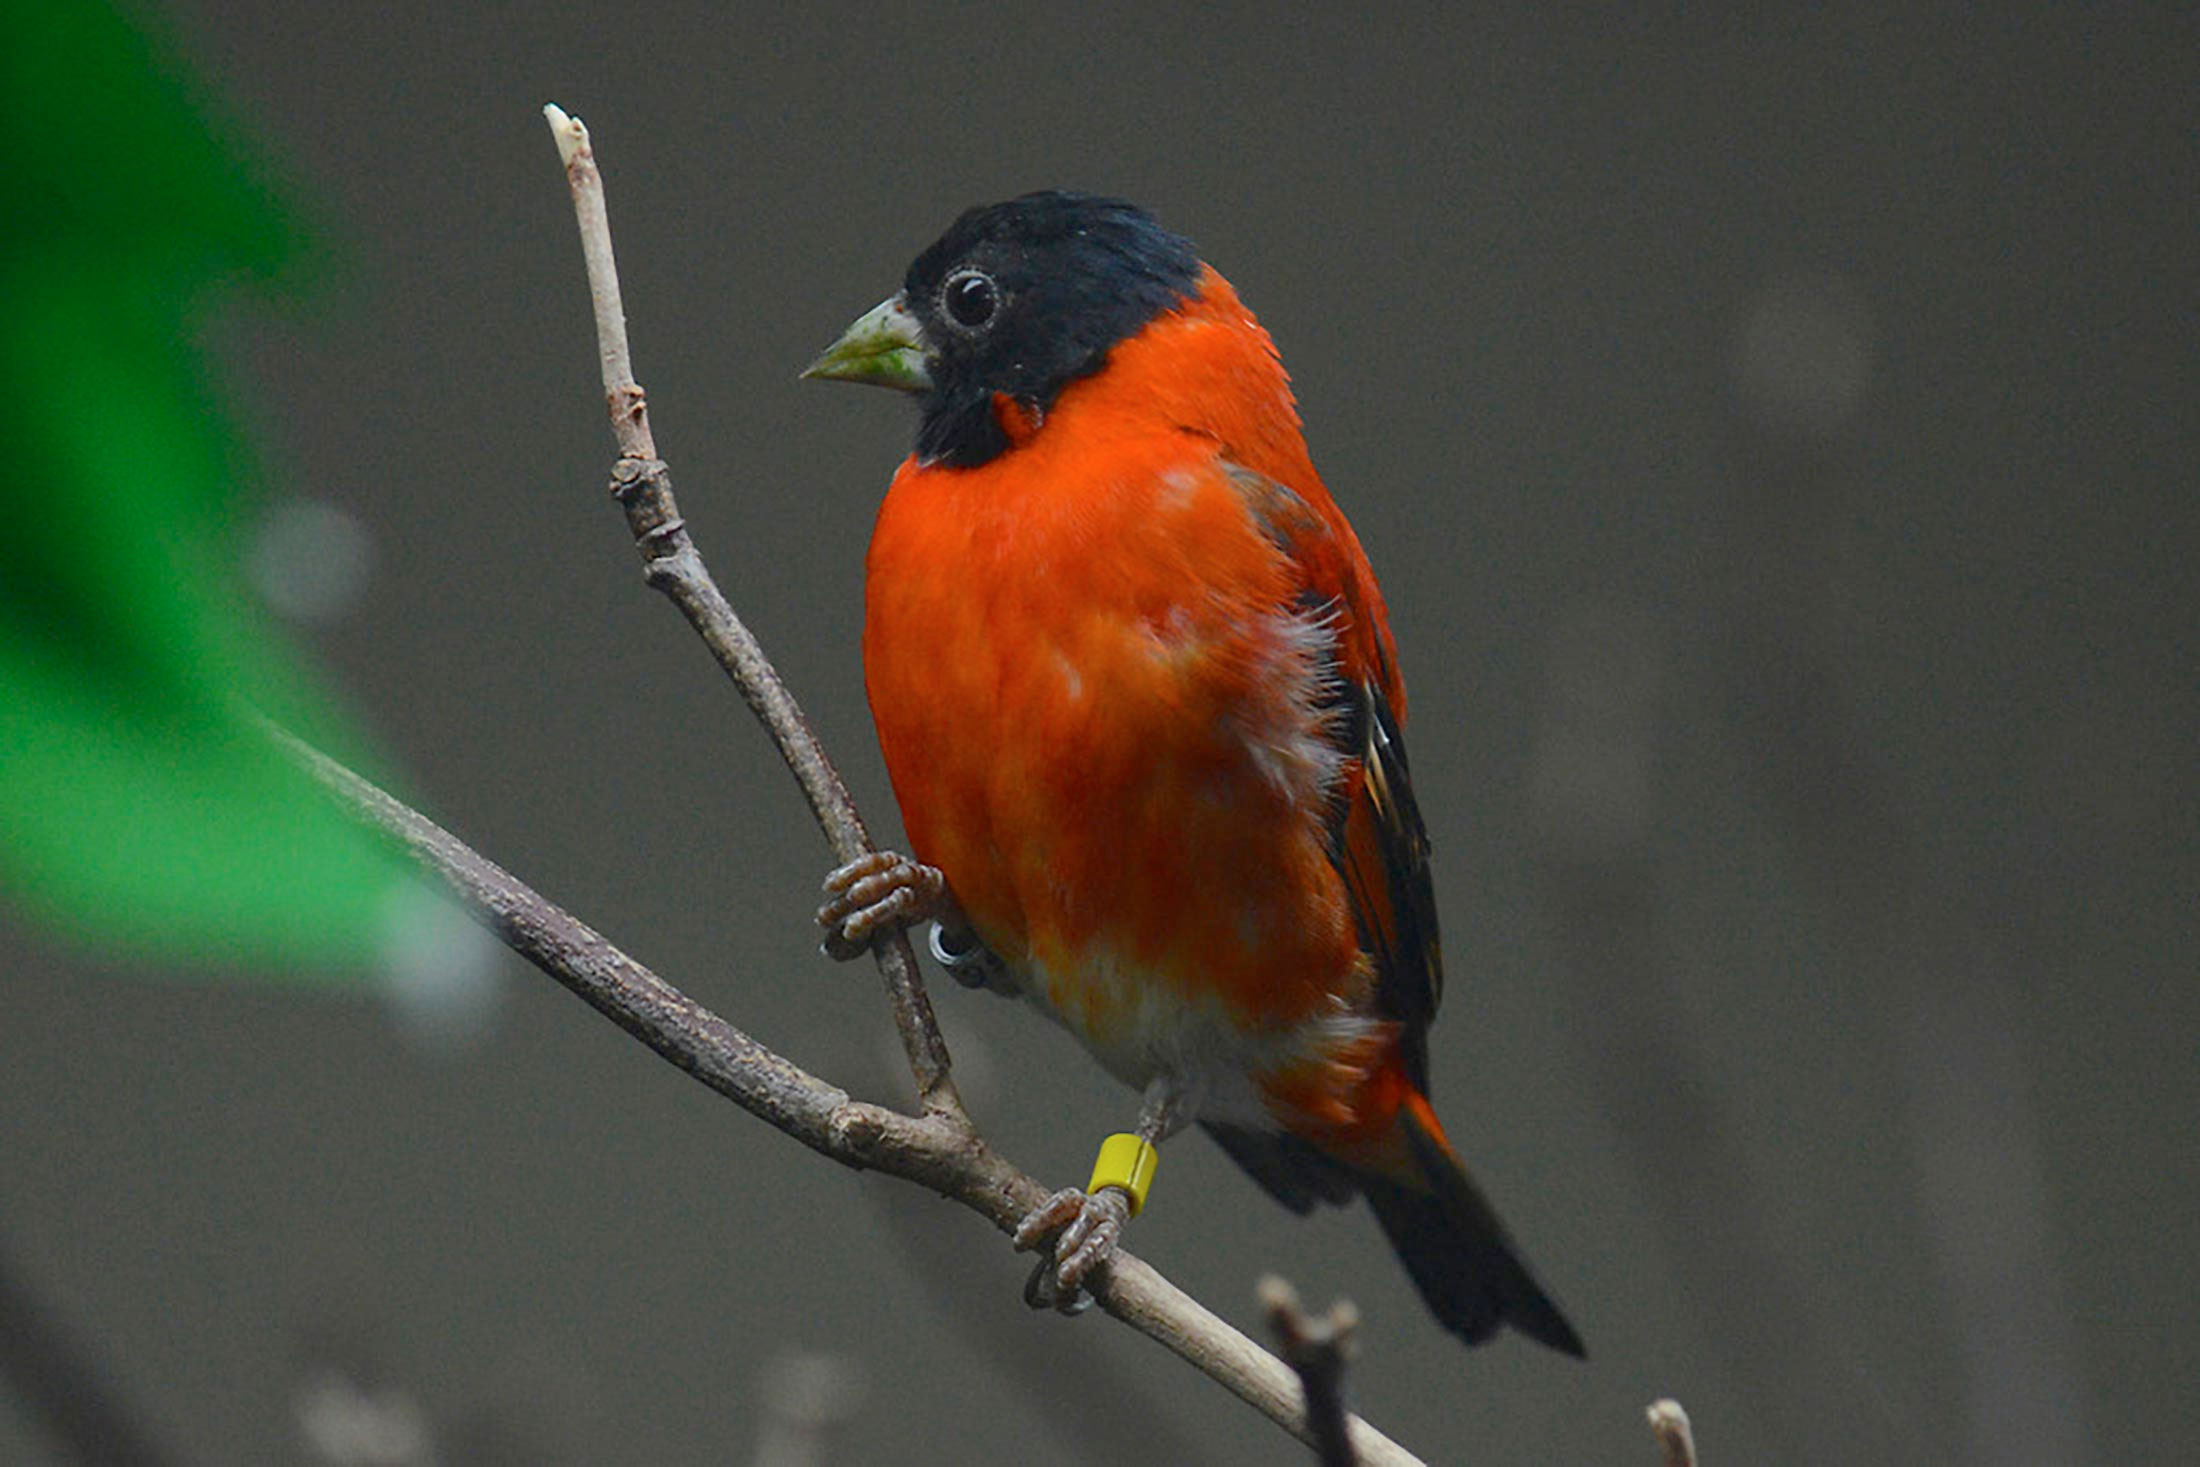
542, 103, 957, 1117
277, 728, 1421, 1465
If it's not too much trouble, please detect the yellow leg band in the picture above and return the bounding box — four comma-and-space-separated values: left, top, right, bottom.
1088, 1133, 1160, 1218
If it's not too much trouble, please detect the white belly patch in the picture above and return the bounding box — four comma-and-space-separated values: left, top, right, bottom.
1020, 949, 1381, 1130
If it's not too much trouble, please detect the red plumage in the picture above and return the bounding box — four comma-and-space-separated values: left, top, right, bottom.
814, 195, 1579, 1355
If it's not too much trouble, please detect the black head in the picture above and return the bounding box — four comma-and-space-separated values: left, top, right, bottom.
895, 192, 1201, 466
804, 192, 1202, 465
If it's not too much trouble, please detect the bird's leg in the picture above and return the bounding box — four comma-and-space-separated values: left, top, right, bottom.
1016, 1076, 1190, 1313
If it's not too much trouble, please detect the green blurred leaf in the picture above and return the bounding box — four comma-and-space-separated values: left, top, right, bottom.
0, 1, 406, 973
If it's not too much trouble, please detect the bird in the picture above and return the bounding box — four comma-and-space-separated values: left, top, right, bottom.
804, 190, 1582, 1356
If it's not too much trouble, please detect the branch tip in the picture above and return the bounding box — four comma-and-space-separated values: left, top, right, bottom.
542, 102, 588, 166
1647, 1398, 1698, 1467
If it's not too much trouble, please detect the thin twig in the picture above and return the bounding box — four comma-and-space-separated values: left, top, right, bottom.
1259, 1276, 1360, 1467
275, 726, 848, 1143
1647, 1399, 1698, 1467
275, 728, 1423, 1467
542, 103, 958, 1117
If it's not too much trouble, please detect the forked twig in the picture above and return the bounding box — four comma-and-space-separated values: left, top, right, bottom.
276, 722, 1421, 1465
1260, 1276, 1361, 1467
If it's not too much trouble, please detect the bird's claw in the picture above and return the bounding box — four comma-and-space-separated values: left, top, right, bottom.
817, 850, 947, 959
1012, 1187, 1089, 1252
1014, 1185, 1131, 1313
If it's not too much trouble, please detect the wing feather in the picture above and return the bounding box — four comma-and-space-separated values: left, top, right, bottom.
1222, 463, 1445, 1092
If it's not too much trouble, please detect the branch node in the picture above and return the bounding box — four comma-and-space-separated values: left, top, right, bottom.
828, 1103, 888, 1163
608, 456, 664, 499
636, 516, 688, 555
608, 382, 648, 429
920, 1095, 979, 1140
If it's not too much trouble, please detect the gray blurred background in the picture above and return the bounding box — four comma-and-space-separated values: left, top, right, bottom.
2, 3, 2193, 1463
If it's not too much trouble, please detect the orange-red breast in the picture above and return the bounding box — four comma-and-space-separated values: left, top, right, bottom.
808, 191, 1580, 1355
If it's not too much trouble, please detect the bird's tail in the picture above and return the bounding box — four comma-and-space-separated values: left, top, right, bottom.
1357, 1091, 1585, 1357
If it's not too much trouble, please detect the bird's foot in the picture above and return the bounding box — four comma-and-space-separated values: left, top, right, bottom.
817, 850, 948, 960
1014, 1186, 1132, 1314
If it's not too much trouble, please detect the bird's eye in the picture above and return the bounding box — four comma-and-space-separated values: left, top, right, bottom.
941, 269, 1001, 330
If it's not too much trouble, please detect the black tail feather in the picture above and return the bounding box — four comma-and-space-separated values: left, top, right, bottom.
1206, 1112, 1584, 1356
1361, 1109, 1585, 1357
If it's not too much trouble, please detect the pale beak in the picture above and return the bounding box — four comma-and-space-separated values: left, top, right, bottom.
801, 293, 933, 392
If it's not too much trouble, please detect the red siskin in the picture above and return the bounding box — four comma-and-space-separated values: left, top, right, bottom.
807, 192, 1581, 1356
